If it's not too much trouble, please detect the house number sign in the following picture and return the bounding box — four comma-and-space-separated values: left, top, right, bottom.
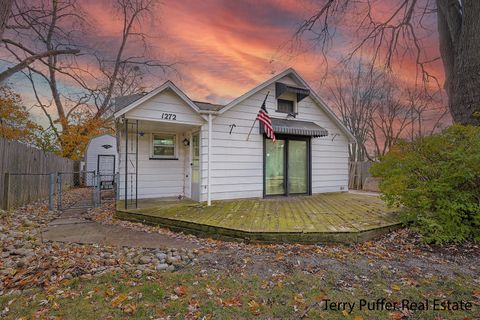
161, 113, 177, 120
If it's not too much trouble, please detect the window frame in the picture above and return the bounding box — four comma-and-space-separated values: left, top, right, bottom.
150, 132, 178, 159
276, 98, 296, 114
262, 134, 312, 198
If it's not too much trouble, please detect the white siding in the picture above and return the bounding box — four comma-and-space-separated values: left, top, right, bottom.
125, 88, 204, 125
118, 129, 194, 199
200, 75, 349, 201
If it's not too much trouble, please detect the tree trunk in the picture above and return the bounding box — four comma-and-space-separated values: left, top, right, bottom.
450, 1, 480, 125
0, 0, 13, 41
438, 0, 480, 125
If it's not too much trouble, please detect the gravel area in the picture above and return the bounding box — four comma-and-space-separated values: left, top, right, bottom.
0, 194, 199, 296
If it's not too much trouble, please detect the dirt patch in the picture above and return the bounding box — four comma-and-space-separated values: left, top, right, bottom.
192, 229, 479, 281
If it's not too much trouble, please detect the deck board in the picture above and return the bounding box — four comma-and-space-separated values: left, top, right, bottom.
116, 192, 401, 244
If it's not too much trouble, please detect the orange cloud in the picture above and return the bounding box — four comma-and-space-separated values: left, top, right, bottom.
8, 0, 447, 129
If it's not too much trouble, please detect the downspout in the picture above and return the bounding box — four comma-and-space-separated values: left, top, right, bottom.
124, 118, 128, 209
207, 113, 212, 206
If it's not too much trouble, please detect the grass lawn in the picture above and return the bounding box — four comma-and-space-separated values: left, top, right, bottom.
1, 266, 478, 320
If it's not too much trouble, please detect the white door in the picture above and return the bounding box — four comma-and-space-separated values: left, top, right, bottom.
98, 154, 115, 184
190, 133, 200, 201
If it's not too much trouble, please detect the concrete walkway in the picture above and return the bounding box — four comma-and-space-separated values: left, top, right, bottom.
41, 201, 198, 250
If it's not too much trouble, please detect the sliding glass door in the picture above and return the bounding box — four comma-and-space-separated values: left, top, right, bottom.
265, 137, 310, 196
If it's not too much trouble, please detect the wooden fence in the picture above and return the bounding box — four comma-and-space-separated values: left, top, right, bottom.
0, 138, 76, 209
348, 161, 373, 190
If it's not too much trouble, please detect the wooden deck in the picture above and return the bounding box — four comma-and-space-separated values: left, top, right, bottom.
116, 192, 401, 244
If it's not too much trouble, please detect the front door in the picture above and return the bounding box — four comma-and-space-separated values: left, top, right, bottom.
265, 136, 310, 196
190, 133, 200, 201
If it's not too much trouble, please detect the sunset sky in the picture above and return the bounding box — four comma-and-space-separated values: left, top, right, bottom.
3, 0, 446, 126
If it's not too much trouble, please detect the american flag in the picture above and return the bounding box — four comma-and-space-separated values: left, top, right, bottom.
256, 93, 276, 142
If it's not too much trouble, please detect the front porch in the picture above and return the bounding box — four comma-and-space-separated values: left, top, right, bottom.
116, 192, 401, 244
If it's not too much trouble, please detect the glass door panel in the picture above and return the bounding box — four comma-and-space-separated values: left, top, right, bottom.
265, 139, 285, 195
191, 133, 200, 201
288, 140, 308, 194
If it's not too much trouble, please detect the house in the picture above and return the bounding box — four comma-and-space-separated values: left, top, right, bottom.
113, 68, 355, 207
84, 133, 118, 188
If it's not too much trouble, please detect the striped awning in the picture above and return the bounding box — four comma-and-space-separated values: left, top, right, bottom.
269, 118, 328, 138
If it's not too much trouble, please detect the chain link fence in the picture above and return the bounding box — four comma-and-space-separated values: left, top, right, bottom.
57, 171, 96, 210
2, 171, 117, 211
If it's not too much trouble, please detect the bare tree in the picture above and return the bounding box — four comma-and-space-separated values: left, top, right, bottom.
329, 61, 448, 160
403, 88, 449, 140
368, 83, 415, 158
295, 0, 480, 126
329, 62, 383, 161
0, 0, 80, 83
91, 0, 173, 117
61, 0, 173, 117
0, 0, 14, 40
2, 0, 86, 132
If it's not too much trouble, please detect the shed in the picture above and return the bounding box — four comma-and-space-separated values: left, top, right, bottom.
85, 134, 118, 187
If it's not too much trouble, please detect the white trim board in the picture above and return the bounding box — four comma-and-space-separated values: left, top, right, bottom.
114, 81, 201, 118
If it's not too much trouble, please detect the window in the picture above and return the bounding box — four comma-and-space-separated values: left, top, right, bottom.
152, 133, 176, 158
277, 99, 294, 114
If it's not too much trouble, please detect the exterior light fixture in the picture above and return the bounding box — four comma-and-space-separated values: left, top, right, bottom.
183, 138, 190, 146
139, 131, 145, 137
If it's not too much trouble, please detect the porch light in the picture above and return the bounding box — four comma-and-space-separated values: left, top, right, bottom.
183, 138, 190, 146
139, 131, 145, 137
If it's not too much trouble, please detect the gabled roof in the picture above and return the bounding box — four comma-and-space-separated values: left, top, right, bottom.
114, 93, 146, 113
192, 101, 224, 112
219, 68, 356, 142
113, 80, 201, 118
112, 68, 355, 142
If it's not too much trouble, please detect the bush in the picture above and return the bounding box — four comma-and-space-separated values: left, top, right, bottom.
370, 125, 480, 244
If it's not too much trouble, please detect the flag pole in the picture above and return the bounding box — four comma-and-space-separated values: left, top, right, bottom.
246, 91, 270, 141
246, 119, 257, 141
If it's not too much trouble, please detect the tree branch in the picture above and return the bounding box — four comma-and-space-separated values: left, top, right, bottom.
0, 47, 79, 83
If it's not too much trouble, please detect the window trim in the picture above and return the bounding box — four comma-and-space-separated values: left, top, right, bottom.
150, 132, 178, 159
276, 98, 296, 115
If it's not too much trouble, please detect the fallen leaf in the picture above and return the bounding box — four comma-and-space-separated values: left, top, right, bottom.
293, 293, 306, 306
174, 286, 187, 297
122, 303, 137, 315
111, 293, 128, 307
473, 290, 480, 300
248, 300, 261, 315
105, 287, 115, 297
389, 311, 403, 320
391, 284, 401, 291
224, 295, 242, 307
314, 292, 327, 302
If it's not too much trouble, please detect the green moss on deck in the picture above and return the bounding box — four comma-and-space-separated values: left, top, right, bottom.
116, 193, 401, 244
